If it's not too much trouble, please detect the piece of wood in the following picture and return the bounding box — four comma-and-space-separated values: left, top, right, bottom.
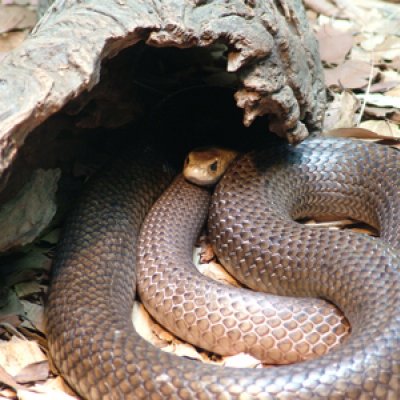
0, 0, 325, 250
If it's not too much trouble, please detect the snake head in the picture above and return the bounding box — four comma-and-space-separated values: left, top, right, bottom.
183, 147, 239, 186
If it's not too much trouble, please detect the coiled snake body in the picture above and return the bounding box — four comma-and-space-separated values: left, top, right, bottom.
46, 138, 400, 399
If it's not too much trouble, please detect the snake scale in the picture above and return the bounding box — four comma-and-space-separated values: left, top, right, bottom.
46, 138, 400, 399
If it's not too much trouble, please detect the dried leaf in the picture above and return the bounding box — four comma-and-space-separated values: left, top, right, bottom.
39, 229, 61, 246
0, 387, 17, 399
304, 219, 355, 229
223, 353, 262, 368
197, 261, 241, 288
350, 227, 377, 235
0, 169, 61, 252
18, 387, 76, 400
316, 25, 354, 64
374, 35, 400, 61
386, 85, 400, 97
367, 80, 400, 93
20, 301, 45, 334
13, 361, 48, 384
359, 33, 385, 52
325, 60, 375, 89
317, 15, 354, 31
364, 106, 397, 118
193, 248, 241, 288
0, 291, 24, 320
328, 0, 364, 19
389, 110, 400, 123
359, 120, 400, 139
356, 93, 400, 108
0, 365, 24, 392
41, 376, 78, 398
0, 315, 22, 335
199, 245, 215, 263
0, 5, 36, 34
304, 0, 339, 17
353, 6, 400, 36
18, 327, 47, 349
131, 302, 210, 363
323, 91, 359, 130
391, 56, 400, 71
0, 336, 46, 376
0, 31, 27, 54
325, 127, 400, 140
131, 302, 167, 348
14, 282, 42, 298
164, 343, 204, 362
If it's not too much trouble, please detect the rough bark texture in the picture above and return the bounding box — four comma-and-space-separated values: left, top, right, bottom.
0, 0, 325, 251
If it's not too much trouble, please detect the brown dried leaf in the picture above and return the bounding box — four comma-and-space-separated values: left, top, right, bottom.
0, 315, 22, 335
131, 302, 210, 363
13, 361, 48, 384
325, 60, 376, 89
131, 302, 168, 349
357, 93, 400, 108
0, 31, 27, 54
193, 247, 241, 287
198, 242, 215, 264
0, 337, 46, 376
20, 301, 46, 334
374, 35, 400, 61
350, 227, 377, 235
386, 85, 400, 97
358, 33, 385, 53
364, 106, 397, 118
40, 376, 78, 398
359, 120, 400, 139
0, 387, 17, 399
368, 80, 400, 93
391, 56, 400, 71
164, 343, 204, 362
304, 0, 339, 16
16, 329, 48, 354
0, 5, 36, 34
197, 261, 241, 288
389, 110, 400, 123
14, 282, 42, 299
325, 127, 399, 140
0, 365, 24, 393
316, 25, 354, 64
304, 219, 355, 229
323, 91, 359, 130
352, 5, 400, 36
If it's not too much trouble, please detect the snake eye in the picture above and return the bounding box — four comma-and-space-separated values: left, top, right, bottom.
209, 161, 218, 172
185, 156, 190, 166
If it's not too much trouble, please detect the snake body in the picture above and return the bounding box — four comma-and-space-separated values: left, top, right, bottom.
46, 138, 400, 399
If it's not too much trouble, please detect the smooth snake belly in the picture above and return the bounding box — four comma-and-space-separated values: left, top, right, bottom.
46, 138, 400, 399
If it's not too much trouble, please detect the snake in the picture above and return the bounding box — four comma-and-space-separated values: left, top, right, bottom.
46, 138, 400, 399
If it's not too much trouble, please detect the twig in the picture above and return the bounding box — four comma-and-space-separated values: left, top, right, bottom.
357, 61, 375, 126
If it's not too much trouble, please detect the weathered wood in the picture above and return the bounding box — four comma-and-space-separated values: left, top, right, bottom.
0, 0, 325, 250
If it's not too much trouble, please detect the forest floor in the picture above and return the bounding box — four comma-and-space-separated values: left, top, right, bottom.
0, 0, 399, 399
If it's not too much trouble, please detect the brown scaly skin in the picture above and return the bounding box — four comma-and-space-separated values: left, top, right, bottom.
183, 147, 239, 186
47, 139, 399, 399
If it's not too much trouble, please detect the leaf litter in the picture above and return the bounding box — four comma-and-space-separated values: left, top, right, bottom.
0, 0, 399, 399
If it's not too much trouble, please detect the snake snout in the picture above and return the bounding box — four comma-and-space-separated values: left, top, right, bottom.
183, 147, 239, 186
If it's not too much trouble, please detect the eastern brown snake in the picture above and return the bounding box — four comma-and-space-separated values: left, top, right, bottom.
46, 138, 400, 399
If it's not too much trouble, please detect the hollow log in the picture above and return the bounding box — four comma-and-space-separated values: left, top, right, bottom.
0, 0, 325, 251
